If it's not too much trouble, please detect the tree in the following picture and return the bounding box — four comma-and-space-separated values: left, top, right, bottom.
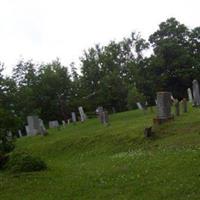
149, 17, 197, 99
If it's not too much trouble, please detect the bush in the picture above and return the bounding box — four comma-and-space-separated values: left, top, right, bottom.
0, 152, 9, 169
0, 138, 15, 153
7, 151, 47, 173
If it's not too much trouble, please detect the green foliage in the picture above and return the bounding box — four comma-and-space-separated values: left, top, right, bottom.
7, 151, 47, 173
0, 152, 9, 169
127, 86, 145, 109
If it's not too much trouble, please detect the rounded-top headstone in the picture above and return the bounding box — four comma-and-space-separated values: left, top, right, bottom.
156, 92, 172, 119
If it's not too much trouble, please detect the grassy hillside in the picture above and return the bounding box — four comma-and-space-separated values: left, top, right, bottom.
0, 107, 200, 200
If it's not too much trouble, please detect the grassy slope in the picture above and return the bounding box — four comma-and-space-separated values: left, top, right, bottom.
0, 107, 200, 200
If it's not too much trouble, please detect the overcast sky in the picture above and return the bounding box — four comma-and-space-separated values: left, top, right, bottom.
0, 0, 199, 75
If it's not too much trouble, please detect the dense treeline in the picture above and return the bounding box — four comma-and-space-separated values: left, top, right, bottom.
1, 17, 200, 135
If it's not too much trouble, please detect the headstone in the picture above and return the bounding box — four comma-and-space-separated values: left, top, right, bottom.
182, 98, 188, 113
71, 112, 77, 123
136, 102, 143, 110
153, 92, 173, 124
62, 120, 66, 127
192, 80, 200, 106
78, 106, 87, 122
18, 130, 22, 137
25, 125, 30, 135
96, 106, 103, 115
39, 119, 48, 135
112, 107, 116, 113
144, 127, 153, 138
7, 131, 12, 141
187, 88, 193, 103
27, 116, 41, 136
99, 111, 109, 125
49, 120, 59, 128
174, 99, 180, 116
67, 119, 71, 124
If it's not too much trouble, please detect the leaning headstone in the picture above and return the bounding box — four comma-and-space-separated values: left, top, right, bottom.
49, 120, 59, 128
187, 88, 193, 103
174, 99, 180, 116
182, 98, 188, 113
18, 130, 22, 137
136, 102, 143, 110
78, 106, 87, 122
153, 92, 173, 124
39, 119, 48, 135
71, 112, 77, 123
192, 79, 200, 106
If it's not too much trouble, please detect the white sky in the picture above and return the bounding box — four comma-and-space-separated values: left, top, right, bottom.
0, 0, 199, 75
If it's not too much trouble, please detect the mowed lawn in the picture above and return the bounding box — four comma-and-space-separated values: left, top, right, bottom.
0, 106, 200, 200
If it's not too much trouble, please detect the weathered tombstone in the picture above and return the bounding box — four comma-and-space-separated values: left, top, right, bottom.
182, 98, 188, 113
7, 131, 12, 141
187, 88, 193, 103
78, 106, 87, 122
49, 120, 59, 128
71, 112, 77, 123
96, 106, 103, 116
144, 127, 153, 138
153, 92, 173, 124
27, 116, 41, 136
136, 102, 143, 110
18, 130, 22, 137
39, 119, 48, 135
174, 99, 180, 116
62, 120, 66, 127
112, 107, 116, 113
192, 79, 200, 106
67, 119, 71, 124
99, 110, 109, 125
25, 125, 30, 135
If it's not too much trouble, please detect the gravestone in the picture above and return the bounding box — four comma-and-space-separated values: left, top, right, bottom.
18, 130, 22, 137
153, 92, 173, 124
39, 119, 47, 135
99, 110, 109, 125
25, 125, 30, 135
182, 98, 188, 113
27, 116, 41, 136
96, 106, 103, 116
62, 120, 66, 127
78, 106, 87, 122
192, 80, 200, 106
71, 112, 77, 123
136, 102, 143, 110
49, 120, 59, 128
112, 107, 116, 113
187, 88, 193, 103
67, 119, 71, 124
174, 99, 180, 116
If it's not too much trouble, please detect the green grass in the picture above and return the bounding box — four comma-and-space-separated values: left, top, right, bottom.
1, 106, 200, 200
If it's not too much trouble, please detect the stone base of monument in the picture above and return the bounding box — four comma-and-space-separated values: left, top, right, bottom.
153, 115, 174, 125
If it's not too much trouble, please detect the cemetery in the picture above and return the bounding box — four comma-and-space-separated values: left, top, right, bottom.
0, 15, 200, 199
0, 87, 200, 199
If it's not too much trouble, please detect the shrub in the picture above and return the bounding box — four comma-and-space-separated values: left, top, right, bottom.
7, 151, 47, 173
0, 152, 9, 169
